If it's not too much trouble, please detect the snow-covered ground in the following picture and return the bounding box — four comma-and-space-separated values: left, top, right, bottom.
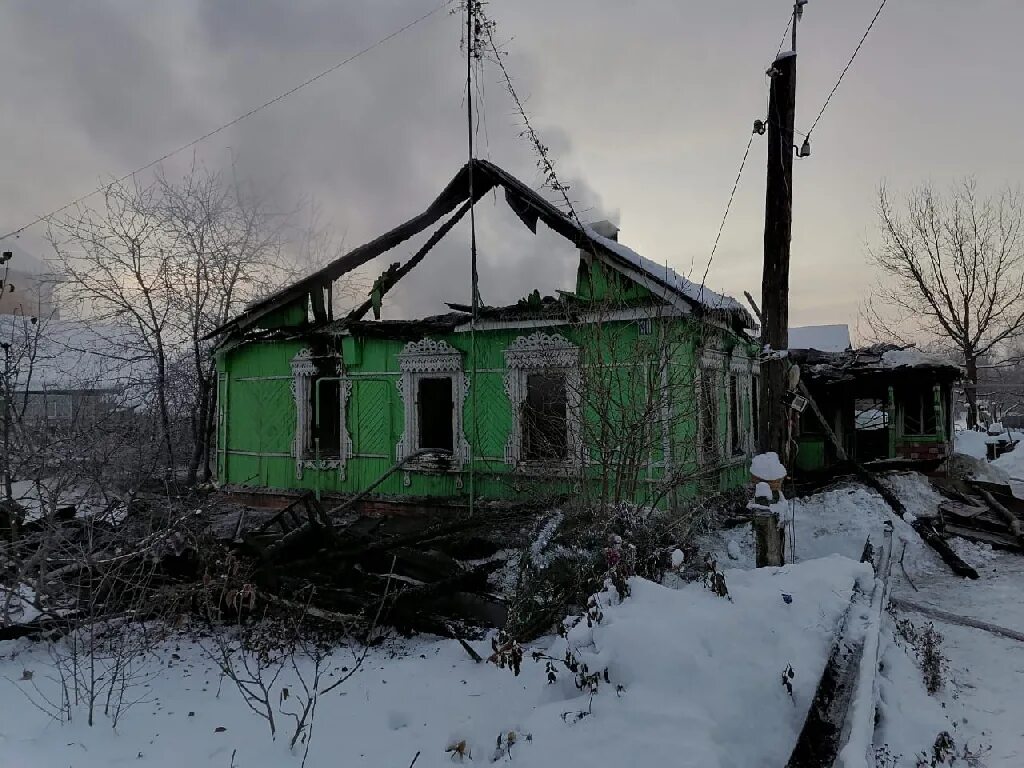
701, 469, 1024, 765
0, 557, 867, 767
3, 470, 1021, 766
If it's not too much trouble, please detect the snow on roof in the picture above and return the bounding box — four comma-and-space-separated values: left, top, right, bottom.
582, 225, 751, 319
880, 347, 954, 369
788, 324, 851, 352
0, 316, 150, 391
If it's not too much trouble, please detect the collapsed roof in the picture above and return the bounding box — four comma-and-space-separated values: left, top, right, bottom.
208, 159, 755, 340
790, 344, 961, 385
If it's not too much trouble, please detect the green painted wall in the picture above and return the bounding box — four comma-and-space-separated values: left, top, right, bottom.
216, 315, 756, 509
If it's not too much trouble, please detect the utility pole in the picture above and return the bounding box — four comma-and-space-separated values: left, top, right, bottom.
759, 4, 802, 461
755, 1, 804, 567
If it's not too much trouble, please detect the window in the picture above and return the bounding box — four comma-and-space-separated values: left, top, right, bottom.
524, 372, 569, 461
729, 375, 742, 456
751, 375, 760, 446
417, 377, 454, 452
855, 398, 889, 431
290, 349, 352, 480
699, 369, 719, 463
396, 339, 468, 469
901, 388, 937, 435
311, 378, 342, 456
504, 333, 581, 468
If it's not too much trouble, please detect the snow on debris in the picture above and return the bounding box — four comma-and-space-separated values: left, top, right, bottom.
751, 452, 787, 481
879, 472, 943, 520
583, 225, 751, 318
788, 324, 851, 352
1, 561, 867, 768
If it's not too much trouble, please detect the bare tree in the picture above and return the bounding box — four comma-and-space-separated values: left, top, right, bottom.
865, 180, 1024, 427
46, 180, 178, 470
46, 163, 358, 486
156, 162, 282, 483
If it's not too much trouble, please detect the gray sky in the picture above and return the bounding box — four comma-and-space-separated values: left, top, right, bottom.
1, 1, 1021, 335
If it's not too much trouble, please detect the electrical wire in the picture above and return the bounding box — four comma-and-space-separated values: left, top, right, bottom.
695, 8, 795, 296
466, 1, 479, 517
776, 16, 793, 57
806, 0, 890, 137
0, 0, 454, 242
698, 132, 756, 297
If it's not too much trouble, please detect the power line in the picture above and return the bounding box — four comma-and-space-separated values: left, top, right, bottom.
807, 0, 890, 136
698, 9, 794, 291
0, 0, 454, 242
699, 131, 756, 293
776, 16, 793, 57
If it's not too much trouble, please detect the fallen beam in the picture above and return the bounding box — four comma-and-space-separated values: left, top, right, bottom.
890, 597, 1024, 644
970, 483, 1024, 548
787, 525, 894, 768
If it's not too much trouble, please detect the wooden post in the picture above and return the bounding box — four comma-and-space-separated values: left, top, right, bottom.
759, 50, 797, 462
753, 511, 786, 568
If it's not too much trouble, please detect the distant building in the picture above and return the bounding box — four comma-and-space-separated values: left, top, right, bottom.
0, 316, 145, 428
0, 242, 61, 319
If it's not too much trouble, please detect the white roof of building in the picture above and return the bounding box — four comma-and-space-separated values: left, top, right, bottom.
788, 324, 851, 353
0, 316, 150, 392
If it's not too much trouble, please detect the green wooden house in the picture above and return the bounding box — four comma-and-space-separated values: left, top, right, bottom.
210, 161, 759, 512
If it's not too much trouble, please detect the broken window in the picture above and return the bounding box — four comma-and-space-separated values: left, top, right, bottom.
504, 333, 581, 467
289, 349, 353, 479
902, 388, 938, 435
854, 398, 889, 431
396, 339, 467, 468
311, 378, 342, 455
416, 376, 455, 452
523, 372, 569, 461
729, 375, 743, 456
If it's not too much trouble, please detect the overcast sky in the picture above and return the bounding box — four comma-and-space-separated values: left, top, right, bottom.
1, 1, 1021, 336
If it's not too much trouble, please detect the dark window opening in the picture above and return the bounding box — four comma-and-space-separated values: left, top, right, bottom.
417, 377, 454, 452
798, 397, 825, 436
524, 372, 568, 461
312, 378, 341, 455
853, 396, 889, 462
902, 388, 937, 435
751, 376, 760, 447
700, 374, 718, 461
729, 375, 742, 456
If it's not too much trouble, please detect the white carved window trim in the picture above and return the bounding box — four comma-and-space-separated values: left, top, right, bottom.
504, 332, 582, 470
290, 348, 353, 481
697, 350, 726, 466
728, 353, 754, 458
395, 339, 470, 472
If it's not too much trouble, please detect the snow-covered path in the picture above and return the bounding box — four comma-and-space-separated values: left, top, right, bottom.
700, 471, 1024, 765
889, 548, 1024, 765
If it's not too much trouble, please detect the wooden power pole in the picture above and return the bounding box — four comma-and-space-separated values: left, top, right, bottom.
759, 46, 798, 460
755, 3, 803, 567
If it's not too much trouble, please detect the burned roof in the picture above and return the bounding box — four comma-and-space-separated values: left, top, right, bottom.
208, 159, 755, 340
791, 344, 962, 385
